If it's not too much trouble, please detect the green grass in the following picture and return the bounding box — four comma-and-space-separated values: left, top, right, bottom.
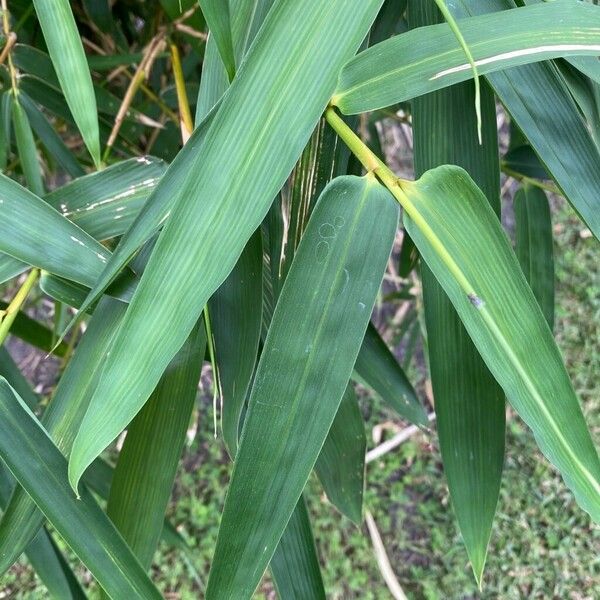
2, 199, 598, 599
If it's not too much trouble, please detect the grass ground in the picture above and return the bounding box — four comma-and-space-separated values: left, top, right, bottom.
2, 197, 599, 599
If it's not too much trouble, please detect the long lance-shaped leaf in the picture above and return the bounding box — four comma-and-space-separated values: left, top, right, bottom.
32, 0, 100, 166
207, 175, 398, 599
68, 0, 385, 491
0, 303, 68, 357
0, 464, 86, 600
354, 323, 427, 425
514, 184, 555, 330
314, 383, 366, 524
201, 0, 236, 81
0, 348, 40, 410
106, 320, 205, 569
409, 1, 505, 582
270, 498, 326, 600
44, 156, 167, 243
196, 9, 266, 460
230, 0, 275, 67
0, 298, 127, 575
0, 379, 161, 598
11, 93, 44, 197
210, 229, 263, 456
0, 157, 164, 285
0, 91, 11, 172
452, 0, 600, 242
333, 0, 600, 114
19, 91, 85, 179
397, 165, 600, 521
58, 103, 220, 329
0, 173, 132, 294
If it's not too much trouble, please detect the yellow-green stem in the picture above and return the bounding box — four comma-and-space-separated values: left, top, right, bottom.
170, 42, 194, 137
0, 269, 39, 346
324, 107, 477, 300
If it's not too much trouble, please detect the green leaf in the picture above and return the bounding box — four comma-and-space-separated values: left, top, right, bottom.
0, 298, 127, 575
270, 498, 326, 600
45, 156, 167, 242
11, 92, 44, 196
19, 91, 85, 178
207, 175, 398, 598
354, 323, 427, 426
201, 0, 236, 81
68, 0, 385, 491
0, 173, 128, 292
106, 320, 205, 569
230, 0, 275, 66
210, 229, 263, 456
408, 1, 506, 583
400, 165, 600, 521
452, 0, 600, 242
0, 302, 68, 357
333, 0, 600, 115
0, 91, 12, 171
195, 35, 229, 125
514, 184, 555, 330
0, 379, 161, 598
0, 464, 86, 600
314, 384, 366, 524
32, 0, 101, 166
0, 255, 27, 285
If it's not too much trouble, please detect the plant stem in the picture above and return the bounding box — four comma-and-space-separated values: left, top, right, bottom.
1, 0, 18, 90
324, 107, 478, 299
0, 269, 39, 347
170, 42, 194, 139
502, 165, 560, 195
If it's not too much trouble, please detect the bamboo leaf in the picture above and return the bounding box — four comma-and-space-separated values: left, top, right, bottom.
201, 0, 236, 81
0, 173, 131, 293
19, 91, 85, 179
0, 464, 86, 600
32, 0, 101, 166
207, 175, 398, 599
11, 92, 44, 196
314, 384, 366, 524
354, 324, 427, 426
333, 1, 600, 115
0, 298, 127, 575
210, 229, 262, 456
0, 378, 161, 598
400, 165, 600, 521
514, 184, 555, 330
0, 255, 27, 285
451, 0, 600, 242
408, 1, 506, 583
106, 320, 205, 569
0, 91, 12, 171
44, 156, 167, 242
270, 498, 326, 600
68, 0, 385, 491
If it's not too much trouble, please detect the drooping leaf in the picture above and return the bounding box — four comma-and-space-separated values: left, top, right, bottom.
353, 323, 427, 426
207, 175, 398, 599
399, 165, 600, 521
32, 0, 100, 166
409, 1, 506, 583
333, 0, 600, 114
44, 156, 167, 242
106, 320, 205, 569
0, 173, 132, 294
210, 229, 263, 456
270, 498, 326, 600
452, 0, 600, 242
0, 378, 161, 598
0, 464, 86, 600
19, 91, 85, 179
0, 91, 12, 171
514, 184, 555, 329
11, 93, 44, 196
68, 0, 385, 491
201, 0, 236, 81
314, 383, 366, 524
0, 298, 127, 574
